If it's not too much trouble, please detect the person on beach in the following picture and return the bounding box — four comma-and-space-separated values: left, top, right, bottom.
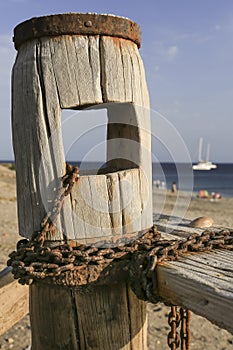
171, 181, 177, 193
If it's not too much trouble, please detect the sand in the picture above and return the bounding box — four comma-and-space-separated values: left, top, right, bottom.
0, 164, 233, 349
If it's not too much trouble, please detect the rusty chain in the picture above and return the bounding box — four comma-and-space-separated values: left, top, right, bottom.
180, 308, 191, 350
167, 307, 191, 350
7, 163, 233, 349
167, 306, 181, 350
31, 162, 79, 246
8, 223, 233, 288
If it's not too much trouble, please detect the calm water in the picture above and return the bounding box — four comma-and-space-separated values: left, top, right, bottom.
2, 161, 233, 198
152, 163, 233, 198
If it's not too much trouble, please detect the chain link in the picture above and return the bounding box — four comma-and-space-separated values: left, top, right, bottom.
167, 307, 191, 350
167, 306, 181, 349
180, 308, 191, 350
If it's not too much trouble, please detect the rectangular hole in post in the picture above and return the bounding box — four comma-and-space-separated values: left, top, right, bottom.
61, 108, 108, 175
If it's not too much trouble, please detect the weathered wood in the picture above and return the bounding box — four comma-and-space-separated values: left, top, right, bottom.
12, 13, 152, 350
30, 283, 147, 350
71, 168, 149, 243
30, 284, 79, 349
74, 284, 147, 350
154, 214, 233, 334
49, 35, 103, 108
106, 102, 152, 233
157, 251, 233, 334
12, 40, 67, 241
100, 37, 126, 102
0, 267, 29, 336
12, 33, 152, 242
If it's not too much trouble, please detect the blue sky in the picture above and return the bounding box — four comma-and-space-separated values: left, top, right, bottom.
1, 0, 233, 162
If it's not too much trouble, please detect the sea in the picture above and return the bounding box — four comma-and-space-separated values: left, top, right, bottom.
152, 163, 233, 198
1, 161, 233, 198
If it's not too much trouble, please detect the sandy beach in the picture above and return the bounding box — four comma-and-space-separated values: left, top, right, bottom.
0, 163, 233, 349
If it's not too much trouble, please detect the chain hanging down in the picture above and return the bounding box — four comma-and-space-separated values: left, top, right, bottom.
180, 308, 191, 350
167, 306, 181, 350
31, 162, 79, 246
167, 307, 191, 350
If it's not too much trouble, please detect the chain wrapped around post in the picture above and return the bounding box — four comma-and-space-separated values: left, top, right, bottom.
7, 163, 233, 349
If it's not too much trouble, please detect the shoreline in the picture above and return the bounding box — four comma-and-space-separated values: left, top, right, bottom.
153, 187, 233, 228
153, 186, 233, 199
1, 162, 233, 198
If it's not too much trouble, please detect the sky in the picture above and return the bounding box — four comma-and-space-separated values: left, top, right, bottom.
0, 0, 233, 162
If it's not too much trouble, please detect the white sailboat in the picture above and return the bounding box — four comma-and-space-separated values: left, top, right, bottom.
192, 138, 217, 170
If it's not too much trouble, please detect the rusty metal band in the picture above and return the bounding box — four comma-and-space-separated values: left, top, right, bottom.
13, 13, 141, 50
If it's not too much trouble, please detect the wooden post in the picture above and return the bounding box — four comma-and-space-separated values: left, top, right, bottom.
12, 13, 152, 349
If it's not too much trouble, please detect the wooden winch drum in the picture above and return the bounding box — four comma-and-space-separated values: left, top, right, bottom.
12, 13, 152, 245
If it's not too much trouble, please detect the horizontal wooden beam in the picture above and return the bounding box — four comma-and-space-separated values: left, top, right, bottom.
154, 214, 233, 334
157, 251, 233, 334
0, 267, 29, 336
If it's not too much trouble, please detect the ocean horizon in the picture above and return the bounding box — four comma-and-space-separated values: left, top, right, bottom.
1, 161, 233, 198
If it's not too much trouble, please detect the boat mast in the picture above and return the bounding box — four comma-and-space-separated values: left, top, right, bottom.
198, 137, 204, 162
206, 143, 210, 162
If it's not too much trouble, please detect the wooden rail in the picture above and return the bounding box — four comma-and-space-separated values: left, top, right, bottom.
154, 214, 233, 334
1, 216, 232, 336
0, 267, 29, 336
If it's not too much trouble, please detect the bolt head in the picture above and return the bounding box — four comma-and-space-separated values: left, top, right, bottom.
84, 20, 92, 27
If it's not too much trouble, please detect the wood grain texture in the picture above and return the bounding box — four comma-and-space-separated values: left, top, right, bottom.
49, 35, 103, 108
0, 268, 29, 336
157, 252, 233, 334
100, 37, 149, 107
39, 37, 75, 240
106, 102, 152, 233
29, 283, 147, 350
126, 287, 148, 349
100, 37, 126, 102
154, 214, 233, 334
73, 284, 147, 350
71, 168, 150, 243
30, 284, 79, 350
12, 39, 72, 241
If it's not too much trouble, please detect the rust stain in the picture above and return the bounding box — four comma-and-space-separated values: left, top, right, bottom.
111, 36, 121, 47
